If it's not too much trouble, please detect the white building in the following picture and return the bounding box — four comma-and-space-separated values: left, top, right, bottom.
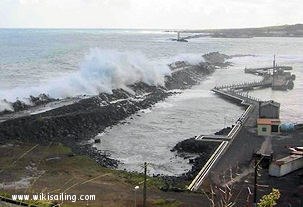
269, 155, 303, 177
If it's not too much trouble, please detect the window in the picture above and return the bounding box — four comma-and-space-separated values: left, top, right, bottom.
272, 125, 279, 132
262, 127, 267, 132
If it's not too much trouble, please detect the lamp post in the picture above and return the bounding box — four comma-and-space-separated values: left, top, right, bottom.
143, 162, 147, 207
253, 155, 264, 207
224, 116, 227, 128
134, 186, 139, 207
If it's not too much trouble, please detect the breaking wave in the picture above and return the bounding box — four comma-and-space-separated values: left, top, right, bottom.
168, 53, 204, 65
0, 100, 13, 112
0, 48, 171, 111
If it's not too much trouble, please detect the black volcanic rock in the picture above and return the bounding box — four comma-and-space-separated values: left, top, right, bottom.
0, 52, 231, 167
215, 126, 232, 135
30, 94, 58, 106
166, 126, 233, 186
159, 138, 221, 188
203, 52, 231, 66
12, 100, 29, 112
172, 138, 220, 154
0, 94, 58, 116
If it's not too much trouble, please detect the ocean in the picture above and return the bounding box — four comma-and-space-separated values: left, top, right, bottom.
0, 29, 302, 175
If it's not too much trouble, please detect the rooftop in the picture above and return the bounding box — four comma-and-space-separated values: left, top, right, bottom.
274, 154, 303, 166
257, 118, 281, 125
261, 100, 280, 108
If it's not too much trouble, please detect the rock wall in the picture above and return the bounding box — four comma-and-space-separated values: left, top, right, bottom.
0, 52, 230, 167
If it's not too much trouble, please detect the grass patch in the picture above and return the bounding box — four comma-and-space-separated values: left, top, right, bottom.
0, 142, 185, 207
113, 170, 166, 189
152, 198, 182, 207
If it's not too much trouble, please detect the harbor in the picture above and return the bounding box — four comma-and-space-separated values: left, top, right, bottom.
0, 0, 303, 205
0, 32, 302, 206
187, 58, 300, 190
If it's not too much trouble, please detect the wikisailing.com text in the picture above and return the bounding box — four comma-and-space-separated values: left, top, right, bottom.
12, 193, 96, 203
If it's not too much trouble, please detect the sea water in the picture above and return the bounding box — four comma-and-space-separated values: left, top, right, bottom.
0, 29, 302, 175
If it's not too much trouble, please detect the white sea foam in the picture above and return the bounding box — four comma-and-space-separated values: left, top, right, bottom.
172, 88, 213, 101
0, 100, 13, 112
154, 101, 174, 109
139, 108, 152, 113
0, 48, 171, 107
0, 49, 209, 113
168, 53, 204, 65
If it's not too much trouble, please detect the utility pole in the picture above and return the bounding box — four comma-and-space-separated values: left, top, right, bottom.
143, 162, 147, 207
272, 55, 276, 88
134, 186, 139, 207
253, 157, 258, 207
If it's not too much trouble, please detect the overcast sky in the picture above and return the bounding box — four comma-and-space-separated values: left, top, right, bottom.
0, 0, 302, 29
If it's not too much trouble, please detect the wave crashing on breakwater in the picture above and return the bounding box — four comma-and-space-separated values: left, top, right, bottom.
0, 51, 230, 170
0, 48, 172, 112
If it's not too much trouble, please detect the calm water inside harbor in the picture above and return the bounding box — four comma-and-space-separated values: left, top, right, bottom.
0, 29, 302, 175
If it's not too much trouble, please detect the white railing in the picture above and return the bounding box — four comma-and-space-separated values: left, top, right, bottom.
188, 91, 255, 191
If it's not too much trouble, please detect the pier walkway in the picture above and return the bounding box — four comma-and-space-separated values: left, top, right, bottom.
187, 79, 271, 191
214, 79, 271, 91
195, 135, 229, 142
188, 60, 294, 191
245, 66, 292, 75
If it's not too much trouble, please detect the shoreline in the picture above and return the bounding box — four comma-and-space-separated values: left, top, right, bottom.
158, 126, 232, 190
0, 52, 230, 170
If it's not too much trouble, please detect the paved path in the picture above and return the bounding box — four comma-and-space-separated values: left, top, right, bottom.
188, 84, 258, 191
187, 77, 271, 191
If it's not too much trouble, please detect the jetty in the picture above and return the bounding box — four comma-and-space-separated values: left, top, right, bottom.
188, 86, 256, 191
188, 58, 295, 191
171, 32, 188, 42
244, 57, 296, 90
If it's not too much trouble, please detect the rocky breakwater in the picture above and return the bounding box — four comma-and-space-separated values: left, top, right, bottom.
171, 138, 221, 180
160, 126, 233, 189
0, 52, 230, 167
0, 94, 58, 116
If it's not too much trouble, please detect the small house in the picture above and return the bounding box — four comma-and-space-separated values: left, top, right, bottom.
257, 118, 281, 136
259, 100, 280, 119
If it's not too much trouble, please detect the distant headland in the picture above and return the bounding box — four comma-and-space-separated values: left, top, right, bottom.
167, 24, 303, 38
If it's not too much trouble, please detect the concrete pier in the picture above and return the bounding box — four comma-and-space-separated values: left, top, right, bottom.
188, 81, 261, 191
187, 62, 296, 190
188, 75, 280, 191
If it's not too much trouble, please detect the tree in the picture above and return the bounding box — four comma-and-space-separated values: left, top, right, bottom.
257, 188, 280, 207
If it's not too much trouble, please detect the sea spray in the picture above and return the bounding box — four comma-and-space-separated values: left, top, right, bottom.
168, 53, 204, 65
0, 48, 171, 111
0, 100, 13, 112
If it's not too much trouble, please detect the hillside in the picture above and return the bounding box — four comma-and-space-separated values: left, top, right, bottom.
173, 24, 303, 38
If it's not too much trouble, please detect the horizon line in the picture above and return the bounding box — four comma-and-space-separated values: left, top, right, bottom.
0, 23, 302, 31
